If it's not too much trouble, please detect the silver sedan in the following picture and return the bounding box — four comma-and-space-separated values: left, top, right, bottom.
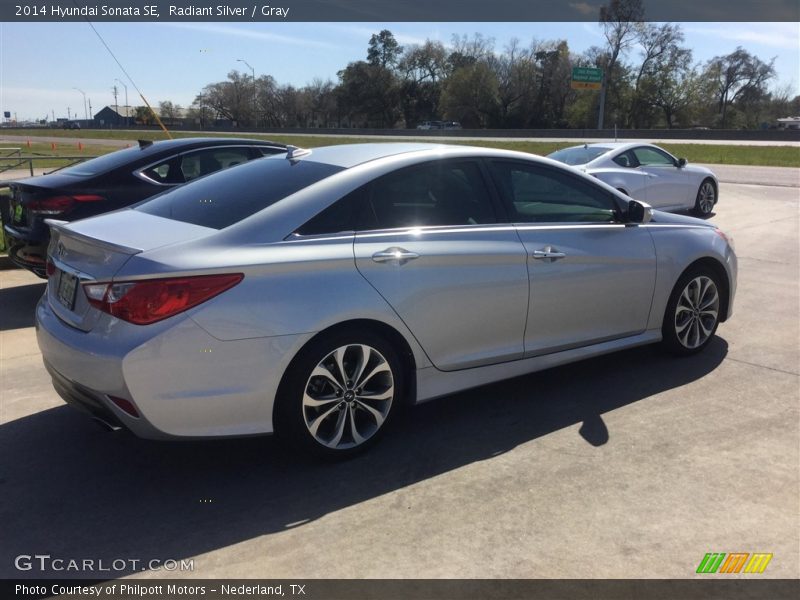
37, 143, 737, 457
548, 142, 719, 216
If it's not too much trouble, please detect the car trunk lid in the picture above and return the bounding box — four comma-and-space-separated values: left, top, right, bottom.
46, 210, 216, 331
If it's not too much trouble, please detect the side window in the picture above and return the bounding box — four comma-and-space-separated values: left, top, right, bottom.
632, 147, 675, 167
366, 161, 496, 229
180, 148, 254, 182
141, 156, 184, 184
140, 148, 256, 185
491, 161, 618, 223
295, 190, 365, 236
612, 150, 638, 168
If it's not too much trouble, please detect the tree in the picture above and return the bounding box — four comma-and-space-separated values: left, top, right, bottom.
133, 106, 155, 125
337, 61, 402, 127
158, 101, 182, 125
489, 38, 537, 127
196, 70, 254, 126
367, 30, 403, 69
304, 78, 338, 127
704, 47, 776, 128
440, 61, 500, 128
630, 23, 691, 127
398, 41, 450, 125
598, 0, 644, 126
531, 40, 574, 128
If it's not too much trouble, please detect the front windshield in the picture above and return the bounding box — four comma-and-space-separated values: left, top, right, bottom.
548, 146, 612, 166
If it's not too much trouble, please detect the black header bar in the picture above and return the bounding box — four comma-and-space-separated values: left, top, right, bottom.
3, 0, 799, 22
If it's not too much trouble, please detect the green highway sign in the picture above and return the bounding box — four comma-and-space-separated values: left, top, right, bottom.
572, 67, 603, 82
571, 67, 603, 90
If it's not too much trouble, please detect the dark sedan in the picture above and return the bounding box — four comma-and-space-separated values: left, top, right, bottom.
2, 137, 287, 276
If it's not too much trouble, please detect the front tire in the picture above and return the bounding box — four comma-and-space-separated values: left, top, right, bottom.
693, 178, 717, 216
661, 267, 722, 355
275, 329, 403, 458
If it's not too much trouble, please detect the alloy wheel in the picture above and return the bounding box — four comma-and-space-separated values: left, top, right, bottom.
697, 181, 716, 215
302, 344, 395, 450
674, 276, 720, 349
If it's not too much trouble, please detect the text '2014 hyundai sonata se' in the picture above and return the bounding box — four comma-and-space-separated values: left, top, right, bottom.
37, 143, 737, 457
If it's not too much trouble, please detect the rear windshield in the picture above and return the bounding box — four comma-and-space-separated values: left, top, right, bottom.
134, 156, 344, 229
59, 145, 157, 176
547, 146, 611, 166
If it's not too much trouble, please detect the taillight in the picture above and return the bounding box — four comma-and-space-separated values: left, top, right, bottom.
83, 273, 244, 325
46, 260, 55, 277
28, 194, 104, 215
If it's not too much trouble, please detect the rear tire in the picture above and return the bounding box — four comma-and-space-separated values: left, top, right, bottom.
274, 328, 404, 458
661, 267, 722, 356
693, 179, 717, 216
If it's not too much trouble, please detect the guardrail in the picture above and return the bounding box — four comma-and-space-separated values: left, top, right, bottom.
0, 153, 97, 177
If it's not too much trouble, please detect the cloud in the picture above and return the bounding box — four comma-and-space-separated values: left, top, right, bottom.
321, 24, 431, 47
569, 2, 597, 17
157, 23, 336, 49
684, 24, 799, 51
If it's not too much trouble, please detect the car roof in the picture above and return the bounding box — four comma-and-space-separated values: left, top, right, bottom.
143, 137, 286, 149
566, 141, 654, 152
296, 142, 456, 168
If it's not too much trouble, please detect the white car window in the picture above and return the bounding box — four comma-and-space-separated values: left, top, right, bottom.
633, 147, 675, 167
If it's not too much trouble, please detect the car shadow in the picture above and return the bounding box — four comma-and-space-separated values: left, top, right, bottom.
0, 337, 727, 578
0, 282, 45, 331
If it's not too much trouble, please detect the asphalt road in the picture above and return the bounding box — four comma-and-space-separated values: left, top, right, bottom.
0, 177, 797, 580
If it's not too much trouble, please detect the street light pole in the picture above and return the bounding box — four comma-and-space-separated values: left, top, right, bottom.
73, 87, 87, 120
237, 58, 256, 127
114, 79, 129, 124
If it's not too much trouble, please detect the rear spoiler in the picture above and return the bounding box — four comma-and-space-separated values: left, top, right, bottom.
45, 218, 143, 256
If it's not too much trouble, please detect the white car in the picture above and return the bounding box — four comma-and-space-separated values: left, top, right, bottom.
548, 142, 719, 216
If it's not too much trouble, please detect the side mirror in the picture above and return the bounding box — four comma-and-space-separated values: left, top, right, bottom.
627, 199, 652, 224
677, 157, 687, 168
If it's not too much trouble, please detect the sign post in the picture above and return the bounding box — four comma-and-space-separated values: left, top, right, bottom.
571, 67, 605, 130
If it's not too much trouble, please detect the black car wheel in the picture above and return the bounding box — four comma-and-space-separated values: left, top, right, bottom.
275, 328, 404, 458
662, 267, 722, 355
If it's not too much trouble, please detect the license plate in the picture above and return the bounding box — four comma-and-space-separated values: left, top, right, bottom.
11, 200, 23, 223
56, 270, 78, 310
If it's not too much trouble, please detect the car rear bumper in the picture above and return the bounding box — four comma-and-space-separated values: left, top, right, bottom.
4, 223, 48, 277
36, 293, 312, 440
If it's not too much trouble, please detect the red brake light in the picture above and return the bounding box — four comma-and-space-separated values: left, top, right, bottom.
46, 260, 55, 277
29, 194, 104, 215
83, 274, 244, 325
29, 195, 74, 214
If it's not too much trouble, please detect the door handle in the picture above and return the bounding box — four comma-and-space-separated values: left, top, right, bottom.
372, 247, 420, 265
532, 247, 566, 261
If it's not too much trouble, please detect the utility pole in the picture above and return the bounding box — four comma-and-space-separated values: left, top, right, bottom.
115, 79, 128, 124
597, 73, 606, 130
112, 85, 119, 127
73, 87, 87, 120
88, 98, 92, 122
237, 58, 256, 127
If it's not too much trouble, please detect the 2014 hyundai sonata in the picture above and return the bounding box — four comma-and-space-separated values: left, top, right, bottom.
36, 143, 737, 457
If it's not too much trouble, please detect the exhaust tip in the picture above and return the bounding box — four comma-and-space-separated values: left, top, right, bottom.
92, 416, 122, 432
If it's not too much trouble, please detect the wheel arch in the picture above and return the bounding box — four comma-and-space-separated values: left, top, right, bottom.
273, 318, 419, 425
674, 257, 731, 322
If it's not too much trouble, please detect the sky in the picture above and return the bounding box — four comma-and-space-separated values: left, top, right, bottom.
0, 21, 798, 122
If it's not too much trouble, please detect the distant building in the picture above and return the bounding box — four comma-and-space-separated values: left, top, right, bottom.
93, 105, 136, 127
776, 116, 800, 130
